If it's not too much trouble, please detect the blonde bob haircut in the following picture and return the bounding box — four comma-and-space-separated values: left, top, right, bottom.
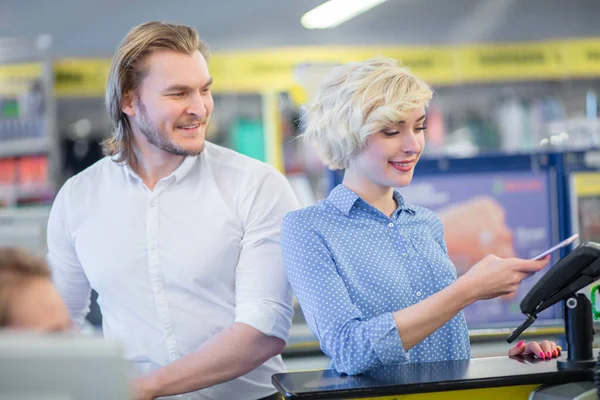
103, 21, 209, 164
301, 57, 433, 170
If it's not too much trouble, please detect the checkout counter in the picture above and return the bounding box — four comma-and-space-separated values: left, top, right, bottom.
274, 242, 600, 399
273, 354, 596, 399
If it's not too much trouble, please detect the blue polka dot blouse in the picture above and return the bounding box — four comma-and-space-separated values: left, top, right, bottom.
281, 184, 470, 375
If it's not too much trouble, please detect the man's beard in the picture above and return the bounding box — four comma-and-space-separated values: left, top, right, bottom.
138, 101, 206, 157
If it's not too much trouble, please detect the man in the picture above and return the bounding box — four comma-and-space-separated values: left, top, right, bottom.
47, 21, 298, 400
0, 247, 71, 332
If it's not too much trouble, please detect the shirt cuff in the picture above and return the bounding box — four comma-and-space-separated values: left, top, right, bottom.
235, 301, 293, 343
370, 312, 410, 364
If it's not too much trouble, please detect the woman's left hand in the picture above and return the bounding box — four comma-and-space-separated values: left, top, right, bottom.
508, 339, 561, 359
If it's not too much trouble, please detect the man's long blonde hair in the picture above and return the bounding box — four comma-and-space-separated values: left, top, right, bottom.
102, 21, 209, 164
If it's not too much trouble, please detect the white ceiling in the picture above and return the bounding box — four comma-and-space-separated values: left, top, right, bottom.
1, 0, 600, 58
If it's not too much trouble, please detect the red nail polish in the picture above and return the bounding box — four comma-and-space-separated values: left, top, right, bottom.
553, 350, 558, 356
546, 351, 552, 358
516, 340, 525, 348
539, 351, 545, 359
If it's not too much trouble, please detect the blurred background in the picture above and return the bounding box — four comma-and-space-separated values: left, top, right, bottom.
2, 0, 600, 370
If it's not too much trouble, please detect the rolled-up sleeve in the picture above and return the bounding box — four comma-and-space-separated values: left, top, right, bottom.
234, 169, 299, 343
281, 212, 409, 375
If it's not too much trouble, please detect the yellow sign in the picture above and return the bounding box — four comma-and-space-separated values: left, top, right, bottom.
209, 38, 600, 92
572, 171, 600, 197
1, 37, 600, 97
209, 46, 456, 93
54, 59, 111, 97
0, 63, 42, 96
456, 41, 569, 82
565, 38, 600, 77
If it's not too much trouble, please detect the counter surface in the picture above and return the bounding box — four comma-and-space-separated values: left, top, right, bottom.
273, 355, 595, 399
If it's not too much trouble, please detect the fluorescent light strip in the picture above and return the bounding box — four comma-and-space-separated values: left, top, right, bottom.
301, 0, 389, 29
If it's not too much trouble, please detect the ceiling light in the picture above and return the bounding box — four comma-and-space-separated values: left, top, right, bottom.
301, 0, 389, 29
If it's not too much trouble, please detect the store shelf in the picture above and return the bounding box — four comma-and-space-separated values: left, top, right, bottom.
0, 205, 51, 255
0, 137, 49, 157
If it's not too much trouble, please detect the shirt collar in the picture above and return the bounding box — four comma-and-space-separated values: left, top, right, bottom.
327, 184, 415, 216
122, 155, 199, 185
327, 185, 360, 216
392, 189, 416, 216
171, 155, 199, 183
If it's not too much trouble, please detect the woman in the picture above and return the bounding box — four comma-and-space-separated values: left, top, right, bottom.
281, 57, 560, 375
0, 247, 71, 332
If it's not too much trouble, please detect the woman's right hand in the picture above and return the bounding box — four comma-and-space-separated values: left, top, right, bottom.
462, 255, 550, 301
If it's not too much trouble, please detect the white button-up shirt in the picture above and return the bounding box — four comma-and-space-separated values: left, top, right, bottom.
47, 142, 299, 400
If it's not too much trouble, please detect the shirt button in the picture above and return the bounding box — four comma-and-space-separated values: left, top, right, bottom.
150, 201, 156, 207
150, 242, 157, 250
388, 222, 394, 227
416, 291, 422, 297
402, 253, 408, 257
